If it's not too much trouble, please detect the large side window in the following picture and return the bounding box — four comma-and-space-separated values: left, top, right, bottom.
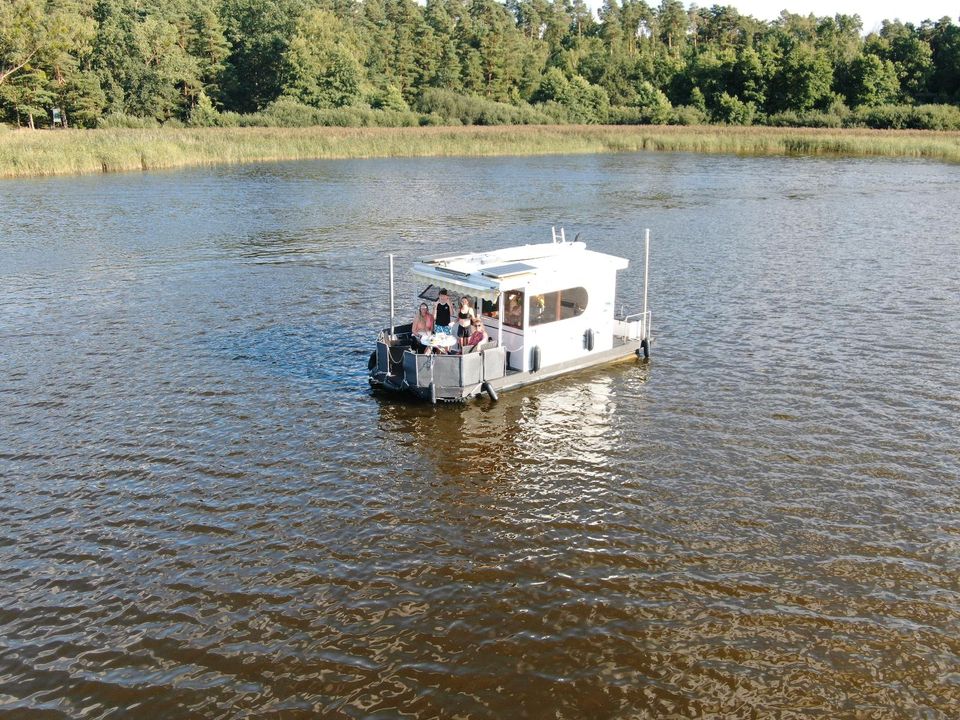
560, 287, 588, 320
529, 287, 588, 326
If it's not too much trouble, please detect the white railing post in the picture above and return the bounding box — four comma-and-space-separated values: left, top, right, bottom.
389, 253, 395, 339
642, 229, 650, 342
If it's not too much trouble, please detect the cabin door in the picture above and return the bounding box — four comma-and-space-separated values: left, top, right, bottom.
501, 326, 524, 371
498, 289, 526, 371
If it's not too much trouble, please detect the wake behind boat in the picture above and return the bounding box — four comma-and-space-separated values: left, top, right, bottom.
368, 228, 652, 403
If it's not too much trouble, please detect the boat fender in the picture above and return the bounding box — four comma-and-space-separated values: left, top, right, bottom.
429, 382, 437, 405
531, 346, 541, 373
482, 381, 498, 402
368, 350, 377, 371
641, 338, 650, 359
584, 328, 595, 351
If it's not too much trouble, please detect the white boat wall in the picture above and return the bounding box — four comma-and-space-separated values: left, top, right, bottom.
368, 228, 652, 403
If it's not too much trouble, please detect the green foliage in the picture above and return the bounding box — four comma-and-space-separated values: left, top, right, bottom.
606, 106, 643, 125
869, 21, 934, 101
631, 81, 673, 123
669, 104, 710, 125
924, 18, 960, 102
370, 84, 409, 112
532, 68, 609, 123
844, 53, 900, 107
415, 88, 550, 125
0, 67, 54, 127
1, 0, 48, 87
188, 89, 220, 126
714, 92, 755, 125
245, 96, 424, 127
60, 71, 108, 128
2, 0, 960, 130
907, 102, 960, 129
97, 112, 160, 128
689, 87, 707, 112
219, 0, 302, 113
848, 102, 960, 129
765, 97, 849, 127
765, 109, 844, 128
281, 9, 363, 109
768, 43, 833, 112
254, 97, 327, 127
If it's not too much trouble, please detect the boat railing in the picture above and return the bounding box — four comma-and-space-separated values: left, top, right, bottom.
617, 310, 652, 341
378, 322, 413, 343
376, 323, 415, 376
402, 344, 506, 389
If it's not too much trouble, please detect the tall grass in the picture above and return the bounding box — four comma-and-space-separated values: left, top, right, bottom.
1, 125, 958, 178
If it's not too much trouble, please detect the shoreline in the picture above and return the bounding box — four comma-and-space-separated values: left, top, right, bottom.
2, 124, 960, 179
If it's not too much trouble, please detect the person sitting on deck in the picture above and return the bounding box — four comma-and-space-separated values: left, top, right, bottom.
411, 302, 434, 352
450, 318, 488, 354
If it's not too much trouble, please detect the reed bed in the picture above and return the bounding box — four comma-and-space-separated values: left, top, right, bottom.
2, 124, 959, 178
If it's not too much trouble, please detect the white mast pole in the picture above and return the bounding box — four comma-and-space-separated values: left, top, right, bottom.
497, 291, 503, 346
642, 229, 650, 342
389, 253, 395, 339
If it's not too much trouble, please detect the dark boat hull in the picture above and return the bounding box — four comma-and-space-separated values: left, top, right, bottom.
369, 338, 644, 403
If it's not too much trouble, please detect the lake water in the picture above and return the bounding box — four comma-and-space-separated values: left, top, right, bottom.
1, 152, 959, 718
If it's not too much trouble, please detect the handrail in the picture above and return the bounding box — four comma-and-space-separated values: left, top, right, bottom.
619, 310, 652, 342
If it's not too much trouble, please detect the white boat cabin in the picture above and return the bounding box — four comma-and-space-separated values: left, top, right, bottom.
411, 236, 630, 373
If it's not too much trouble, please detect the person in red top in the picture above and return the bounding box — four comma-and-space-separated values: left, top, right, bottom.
434, 318, 487, 355
463, 318, 488, 350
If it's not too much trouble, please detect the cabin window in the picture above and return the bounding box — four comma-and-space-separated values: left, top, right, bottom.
529, 287, 588, 327
484, 290, 524, 328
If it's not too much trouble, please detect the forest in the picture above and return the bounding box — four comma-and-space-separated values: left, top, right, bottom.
2, 0, 960, 131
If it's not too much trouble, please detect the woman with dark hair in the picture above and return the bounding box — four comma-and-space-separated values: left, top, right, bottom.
456, 296, 475, 348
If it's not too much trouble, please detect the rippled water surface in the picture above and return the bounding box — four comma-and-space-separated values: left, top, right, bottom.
2, 153, 959, 718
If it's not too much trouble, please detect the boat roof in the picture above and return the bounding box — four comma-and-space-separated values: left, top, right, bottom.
411, 241, 628, 301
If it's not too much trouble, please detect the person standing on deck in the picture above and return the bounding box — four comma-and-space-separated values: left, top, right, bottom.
434, 289, 453, 335
456, 296, 476, 348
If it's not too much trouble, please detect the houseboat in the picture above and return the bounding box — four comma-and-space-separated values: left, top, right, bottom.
368, 228, 652, 403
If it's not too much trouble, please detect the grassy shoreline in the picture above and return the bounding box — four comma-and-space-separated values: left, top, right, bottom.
2, 124, 959, 178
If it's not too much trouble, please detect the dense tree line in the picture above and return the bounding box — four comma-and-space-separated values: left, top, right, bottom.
2, 0, 960, 129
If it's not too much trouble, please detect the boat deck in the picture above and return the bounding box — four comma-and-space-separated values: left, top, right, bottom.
371, 333, 643, 402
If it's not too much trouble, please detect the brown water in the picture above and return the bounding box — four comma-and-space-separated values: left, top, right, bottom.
1, 153, 959, 718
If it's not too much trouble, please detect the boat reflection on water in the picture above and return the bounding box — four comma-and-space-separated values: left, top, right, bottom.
374, 361, 650, 486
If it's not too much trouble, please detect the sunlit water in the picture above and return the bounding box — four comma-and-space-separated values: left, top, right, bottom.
1, 153, 959, 718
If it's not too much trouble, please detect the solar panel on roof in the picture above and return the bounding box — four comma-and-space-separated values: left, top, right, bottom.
481, 262, 536, 278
